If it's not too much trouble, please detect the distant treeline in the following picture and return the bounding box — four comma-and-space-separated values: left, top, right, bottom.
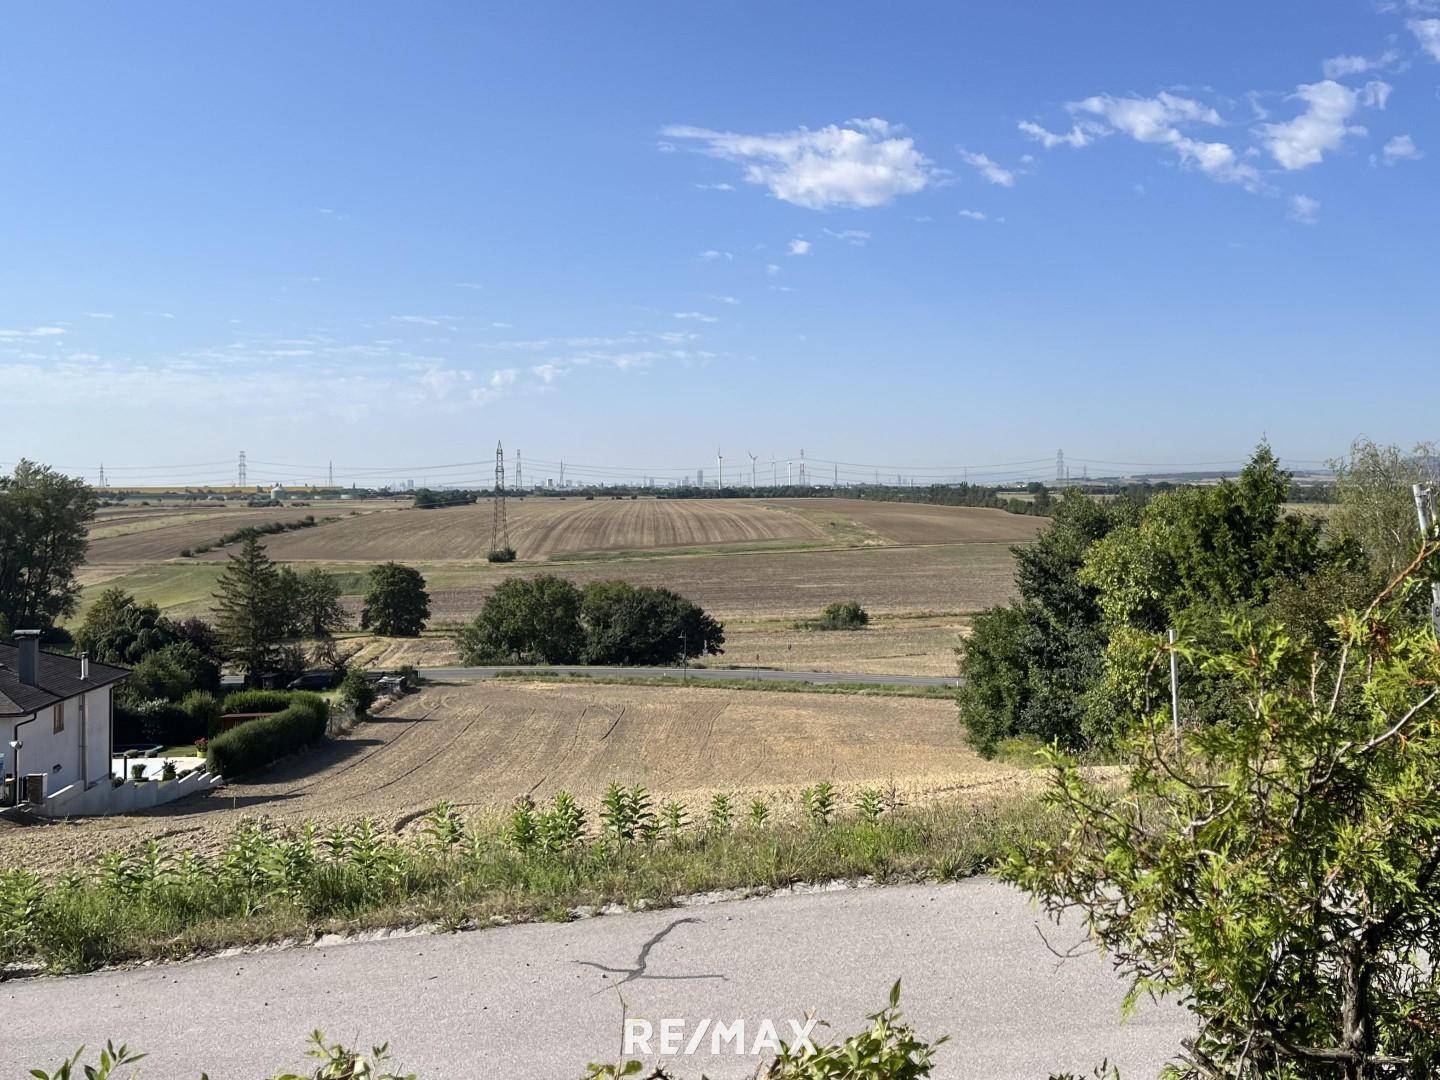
180, 515, 336, 557
658, 483, 1055, 516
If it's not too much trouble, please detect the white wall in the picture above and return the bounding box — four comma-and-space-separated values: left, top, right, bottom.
4, 686, 113, 799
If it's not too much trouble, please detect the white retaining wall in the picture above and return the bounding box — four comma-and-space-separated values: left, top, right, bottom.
37, 769, 224, 817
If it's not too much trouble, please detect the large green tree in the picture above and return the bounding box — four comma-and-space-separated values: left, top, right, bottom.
957, 490, 1140, 754
455, 575, 584, 664
360, 562, 429, 637
0, 460, 98, 629
213, 537, 287, 675
1330, 436, 1440, 582
580, 580, 724, 665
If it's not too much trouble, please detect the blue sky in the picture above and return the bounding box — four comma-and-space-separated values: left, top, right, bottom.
2, 2, 1437, 487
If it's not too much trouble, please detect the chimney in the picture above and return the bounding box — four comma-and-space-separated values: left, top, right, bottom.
80, 653, 90, 681
14, 629, 40, 687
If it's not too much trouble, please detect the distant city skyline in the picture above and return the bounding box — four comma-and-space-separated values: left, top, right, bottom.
2, 2, 1436, 470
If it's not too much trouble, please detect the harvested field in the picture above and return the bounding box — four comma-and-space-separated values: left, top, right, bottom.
425, 541, 1022, 622
221, 498, 825, 563
342, 616, 966, 677
0, 681, 1017, 873
766, 499, 1045, 545
85, 506, 379, 564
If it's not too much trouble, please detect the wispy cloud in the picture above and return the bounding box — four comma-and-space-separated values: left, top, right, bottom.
1288, 194, 1321, 224
958, 209, 988, 221
1322, 50, 1401, 78
673, 311, 719, 322
661, 117, 934, 209
0, 326, 66, 339
1379, 133, 1422, 164
699, 249, 733, 261
957, 149, 1016, 186
822, 228, 870, 246
1410, 18, 1440, 60
788, 238, 811, 255
83, 312, 114, 320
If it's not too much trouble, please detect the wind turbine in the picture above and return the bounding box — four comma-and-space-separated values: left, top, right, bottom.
716, 446, 723, 489
747, 451, 758, 488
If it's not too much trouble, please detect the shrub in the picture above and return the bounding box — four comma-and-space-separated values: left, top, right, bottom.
120, 698, 192, 746
178, 690, 222, 739
205, 694, 328, 777
486, 545, 516, 563
815, 600, 869, 630
221, 689, 293, 714
339, 668, 376, 715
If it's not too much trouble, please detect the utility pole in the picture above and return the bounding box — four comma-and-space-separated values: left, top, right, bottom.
327, 461, 334, 489
800, 448, 806, 486
492, 442, 509, 552
787, 460, 793, 486
559, 459, 565, 488
237, 450, 247, 489
1413, 484, 1440, 635
833, 462, 838, 489
1056, 449, 1066, 486
516, 449, 523, 491
1167, 628, 1181, 747
98, 463, 106, 488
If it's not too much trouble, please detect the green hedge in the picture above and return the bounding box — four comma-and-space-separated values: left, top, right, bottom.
205, 694, 329, 777
221, 689, 295, 714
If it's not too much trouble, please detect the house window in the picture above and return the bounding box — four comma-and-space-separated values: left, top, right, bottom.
53, 702, 64, 734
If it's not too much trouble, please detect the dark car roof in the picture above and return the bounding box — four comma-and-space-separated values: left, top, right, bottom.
0, 645, 129, 719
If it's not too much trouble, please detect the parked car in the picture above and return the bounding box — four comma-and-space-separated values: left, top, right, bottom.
288, 669, 340, 691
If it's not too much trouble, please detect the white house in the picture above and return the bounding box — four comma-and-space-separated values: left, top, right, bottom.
1, 630, 128, 806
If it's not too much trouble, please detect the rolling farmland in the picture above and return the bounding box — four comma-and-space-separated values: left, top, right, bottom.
1, 681, 1023, 872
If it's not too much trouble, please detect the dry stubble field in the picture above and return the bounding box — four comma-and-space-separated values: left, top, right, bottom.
1, 681, 1024, 872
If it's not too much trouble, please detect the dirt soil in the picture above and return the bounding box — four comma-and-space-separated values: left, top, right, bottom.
0, 681, 1017, 873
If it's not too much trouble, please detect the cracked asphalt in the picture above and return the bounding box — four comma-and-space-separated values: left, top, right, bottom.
1, 879, 1191, 1079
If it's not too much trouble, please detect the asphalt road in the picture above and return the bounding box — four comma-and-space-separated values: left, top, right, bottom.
422, 664, 960, 687
1, 880, 1189, 1079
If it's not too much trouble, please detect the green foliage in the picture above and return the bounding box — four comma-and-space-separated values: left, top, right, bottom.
1003, 558, 1440, 1076
961, 445, 1347, 754
486, 545, 517, 563
205, 694, 328, 776
282, 566, 349, 638
1331, 436, 1440, 581
801, 782, 836, 826
600, 783, 658, 845
75, 589, 180, 664
579, 579, 725, 664
221, 689, 294, 714
854, 787, 885, 824
748, 798, 770, 827
812, 600, 870, 630
707, 792, 734, 833
339, 668, 376, 715
0, 459, 97, 630
270, 1031, 417, 1080
29, 1041, 146, 1080
120, 697, 193, 746
454, 575, 585, 664
359, 563, 430, 637
455, 576, 724, 666
213, 537, 289, 675
0, 787, 1049, 975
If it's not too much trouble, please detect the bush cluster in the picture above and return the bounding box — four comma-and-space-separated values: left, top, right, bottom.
204, 693, 328, 776
220, 688, 294, 714
455, 576, 724, 665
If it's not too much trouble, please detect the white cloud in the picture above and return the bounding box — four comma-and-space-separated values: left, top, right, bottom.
710, 294, 741, 305
765, 263, 781, 276
1017, 120, 1099, 149
453, 281, 485, 290
1288, 194, 1321, 224
699, 249, 733, 261
83, 312, 114, 319
0, 326, 66, 339
673, 311, 719, 322
1257, 80, 1383, 170
1381, 133, 1422, 163
693, 182, 735, 191
1033, 91, 1261, 189
958, 209, 988, 221
532, 362, 563, 383
822, 228, 870, 245
1322, 50, 1400, 78
1410, 18, 1440, 60
661, 117, 934, 209
958, 149, 1016, 186
788, 238, 811, 255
